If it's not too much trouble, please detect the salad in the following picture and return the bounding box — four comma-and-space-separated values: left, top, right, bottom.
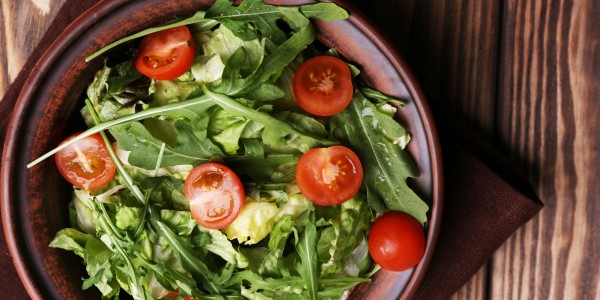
31, 0, 430, 299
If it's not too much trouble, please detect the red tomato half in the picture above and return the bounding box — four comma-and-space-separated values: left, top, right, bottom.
292, 56, 353, 116
368, 211, 425, 271
184, 163, 245, 229
135, 26, 195, 80
295, 145, 363, 206
162, 291, 196, 300
54, 132, 116, 191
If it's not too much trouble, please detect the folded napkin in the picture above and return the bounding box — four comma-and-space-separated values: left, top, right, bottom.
0, 1, 542, 299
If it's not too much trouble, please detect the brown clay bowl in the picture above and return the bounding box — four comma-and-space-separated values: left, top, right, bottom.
1, 0, 443, 299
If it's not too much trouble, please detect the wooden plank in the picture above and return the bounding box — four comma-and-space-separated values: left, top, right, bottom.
370, 0, 502, 140
493, 0, 600, 299
0, 0, 67, 99
363, 1, 502, 299
450, 265, 487, 300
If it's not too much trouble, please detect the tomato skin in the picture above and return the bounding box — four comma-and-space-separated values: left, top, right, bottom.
184, 163, 244, 229
54, 132, 116, 191
368, 211, 425, 271
135, 26, 195, 80
292, 56, 353, 116
162, 291, 196, 300
295, 145, 363, 206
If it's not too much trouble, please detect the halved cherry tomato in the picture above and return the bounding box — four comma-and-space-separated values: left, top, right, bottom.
135, 26, 195, 80
295, 145, 363, 206
368, 211, 425, 271
292, 55, 353, 116
162, 291, 196, 300
54, 132, 116, 191
184, 163, 244, 229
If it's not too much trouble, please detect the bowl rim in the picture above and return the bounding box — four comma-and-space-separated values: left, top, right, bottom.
1, 0, 443, 299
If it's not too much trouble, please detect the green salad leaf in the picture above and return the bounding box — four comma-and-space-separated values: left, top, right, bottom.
44, 1, 431, 299
330, 93, 429, 223
111, 120, 224, 169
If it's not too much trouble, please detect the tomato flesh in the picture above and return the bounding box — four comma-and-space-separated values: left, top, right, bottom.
135, 26, 195, 80
54, 132, 116, 191
368, 211, 425, 271
184, 163, 244, 229
292, 56, 353, 116
295, 145, 363, 206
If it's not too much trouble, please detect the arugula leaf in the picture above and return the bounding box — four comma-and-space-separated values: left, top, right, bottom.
299, 3, 349, 21
111, 120, 224, 169
106, 60, 144, 96
152, 216, 221, 294
143, 118, 178, 148
206, 0, 290, 44
86, 11, 218, 61
330, 93, 429, 223
295, 213, 319, 300
204, 88, 334, 152
214, 25, 315, 96
258, 215, 294, 278
206, 0, 347, 44
28, 95, 215, 168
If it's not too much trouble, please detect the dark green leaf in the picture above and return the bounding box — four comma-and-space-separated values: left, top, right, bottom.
143, 118, 178, 148
205, 89, 334, 153
86, 11, 217, 61
111, 120, 223, 169
295, 214, 319, 300
215, 25, 315, 96
329, 93, 428, 223
299, 3, 349, 21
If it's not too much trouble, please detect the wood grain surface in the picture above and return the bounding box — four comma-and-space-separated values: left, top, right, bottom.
1, 0, 598, 299
493, 0, 600, 299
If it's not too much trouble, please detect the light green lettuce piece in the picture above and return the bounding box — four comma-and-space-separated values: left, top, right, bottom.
114, 207, 196, 237
223, 193, 311, 245
49, 228, 91, 258
191, 54, 226, 84
196, 226, 249, 268
319, 198, 372, 277
202, 25, 264, 75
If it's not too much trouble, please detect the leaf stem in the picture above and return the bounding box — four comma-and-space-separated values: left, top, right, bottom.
28, 95, 212, 169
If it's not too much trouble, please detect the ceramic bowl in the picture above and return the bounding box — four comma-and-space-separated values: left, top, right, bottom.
1, 0, 443, 299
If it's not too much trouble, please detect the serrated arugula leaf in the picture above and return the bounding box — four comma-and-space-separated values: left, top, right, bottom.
206, 0, 347, 44
206, 0, 293, 44
204, 88, 335, 152
299, 3, 349, 21
111, 120, 223, 169
330, 93, 429, 223
295, 214, 319, 300
215, 25, 315, 96
86, 11, 217, 61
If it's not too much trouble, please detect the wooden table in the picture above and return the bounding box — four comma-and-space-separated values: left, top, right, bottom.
1, 0, 598, 299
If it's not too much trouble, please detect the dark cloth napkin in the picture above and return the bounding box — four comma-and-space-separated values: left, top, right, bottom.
0, 1, 542, 299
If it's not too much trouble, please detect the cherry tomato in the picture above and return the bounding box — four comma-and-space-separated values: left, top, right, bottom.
184, 163, 244, 229
162, 291, 196, 300
368, 211, 425, 271
54, 132, 116, 191
135, 26, 195, 80
292, 56, 353, 116
295, 145, 363, 206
